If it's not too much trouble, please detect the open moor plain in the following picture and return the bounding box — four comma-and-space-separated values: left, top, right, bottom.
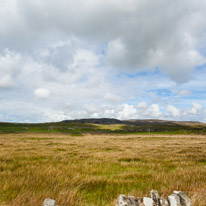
0, 133, 206, 205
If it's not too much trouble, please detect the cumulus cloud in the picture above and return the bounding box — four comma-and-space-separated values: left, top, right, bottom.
167, 105, 180, 117
0, 49, 22, 76
104, 92, 122, 103
178, 90, 191, 96
118, 104, 138, 119
0, 0, 206, 122
107, 39, 127, 68
137, 102, 148, 109
187, 103, 203, 115
116, 103, 163, 120
147, 104, 163, 119
34, 88, 50, 99
0, 0, 206, 82
0, 75, 15, 89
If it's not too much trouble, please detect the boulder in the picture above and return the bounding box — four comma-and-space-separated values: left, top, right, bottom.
159, 198, 169, 206
150, 190, 160, 205
115, 195, 139, 206
143, 197, 153, 206
173, 191, 191, 206
168, 194, 181, 206
42, 198, 56, 206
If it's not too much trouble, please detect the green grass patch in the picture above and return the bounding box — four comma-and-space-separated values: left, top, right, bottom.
55, 148, 66, 152
119, 158, 141, 162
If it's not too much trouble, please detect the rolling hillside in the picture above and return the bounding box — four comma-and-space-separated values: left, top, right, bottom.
0, 118, 205, 134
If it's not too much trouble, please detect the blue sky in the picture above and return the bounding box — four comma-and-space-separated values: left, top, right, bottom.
0, 0, 206, 122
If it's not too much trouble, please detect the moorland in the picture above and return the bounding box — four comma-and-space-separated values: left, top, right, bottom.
0, 119, 206, 205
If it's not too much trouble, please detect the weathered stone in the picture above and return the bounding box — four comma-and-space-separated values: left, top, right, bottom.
42, 198, 56, 206
168, 194, 181, 206
159, 198, 169, 206
115, 195, 127, 206
116, 195, 139, 206
150, 190, 160, 205
136, 197, 143, 203
115, 190, 190, 206
136, 197, 144, 206
143, 197, 153, 206
173, 191, 191, 206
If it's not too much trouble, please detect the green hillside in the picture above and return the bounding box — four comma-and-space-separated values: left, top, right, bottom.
0, 119, 206, 135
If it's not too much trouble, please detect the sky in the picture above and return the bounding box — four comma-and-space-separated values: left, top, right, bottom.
0, 0, 206, 123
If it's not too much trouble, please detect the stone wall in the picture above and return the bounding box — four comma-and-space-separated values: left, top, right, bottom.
115, 190, 191, 206
42, 190, 191, 206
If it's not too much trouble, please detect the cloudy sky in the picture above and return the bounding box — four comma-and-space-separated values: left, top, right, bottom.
0, 0, 206, 123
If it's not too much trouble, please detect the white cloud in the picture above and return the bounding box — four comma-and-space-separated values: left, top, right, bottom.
118, 104, 137, 119
91, 113, 100, 118
178, 90, 191, 96
167, 105, 180, 117
0, 0, 206, 122
116, 103, 163, 120
104, 92, 122, 103
0, 75, 15, 89
137, 102, 148, 109
42, 110, 68, 122
73, 49, 99, 67
147, 104, 162, 119
188, 103, 203, 115
0, 49, 22, 75
0, 0, 206, 82
34, 88, 50, 99
107, 39, 127, 68
84, 104, 98, 114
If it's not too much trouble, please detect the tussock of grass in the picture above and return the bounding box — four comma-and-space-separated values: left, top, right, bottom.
118, 158, 141, 162
0, 133, 206, 205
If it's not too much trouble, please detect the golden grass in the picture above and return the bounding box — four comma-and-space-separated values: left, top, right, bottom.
0, 133, 206, 205
93, 124, 123, 131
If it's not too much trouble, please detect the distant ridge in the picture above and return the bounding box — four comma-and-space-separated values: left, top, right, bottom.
0, 118, 205, 134
61, 118, 122, 125
61, 118, 203, 126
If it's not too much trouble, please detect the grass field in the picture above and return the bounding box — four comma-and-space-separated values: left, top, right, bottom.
0, 133, 206, 205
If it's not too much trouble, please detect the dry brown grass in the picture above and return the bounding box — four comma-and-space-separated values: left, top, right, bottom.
0, 133, 206, 205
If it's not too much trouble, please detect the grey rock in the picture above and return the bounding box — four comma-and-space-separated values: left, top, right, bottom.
42, 198, 56, 206
159, 198, 169, 206
115, 190, 191, 206
150, 190, 160, 205
168, 194, 181, 206
136, 197, 144, 206
136, 197, 143, 203
115, 195, 139, 206
173, 191, 191, 206
143, 197, 153, 206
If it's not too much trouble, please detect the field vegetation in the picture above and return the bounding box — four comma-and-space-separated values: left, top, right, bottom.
0, 132, 206, 205
0, 120, 206, 135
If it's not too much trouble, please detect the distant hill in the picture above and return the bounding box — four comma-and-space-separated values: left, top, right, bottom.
0, 118, 205, 135
61, 118, 122, 125
61, 118, 203, 126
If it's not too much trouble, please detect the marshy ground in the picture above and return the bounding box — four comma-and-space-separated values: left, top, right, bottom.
0, 133, 206, 205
